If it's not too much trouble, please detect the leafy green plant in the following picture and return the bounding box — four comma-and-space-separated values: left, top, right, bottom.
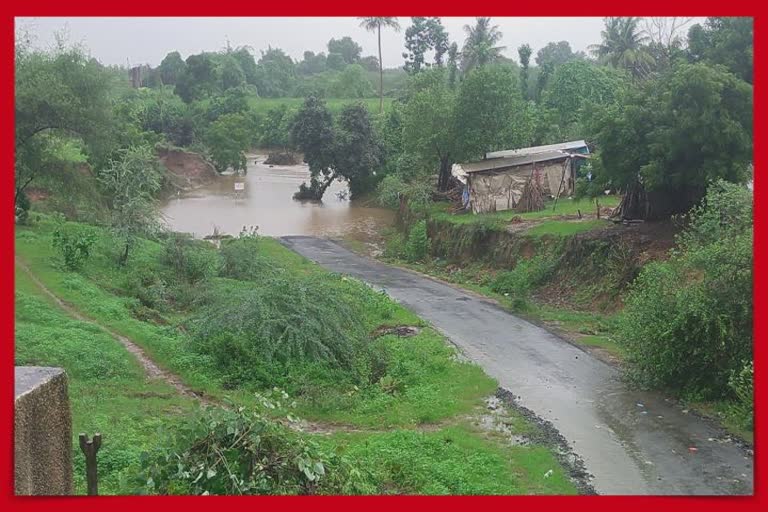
162, 234, 221, 284
405, 220, 431, 262
52, 219, 98, 270
490, 253, 558, 300
132, 393, 373, 495
728, 360, 753, 430
618, 181, 752, 398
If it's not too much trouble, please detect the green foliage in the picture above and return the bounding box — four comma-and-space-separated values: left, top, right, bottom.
187, 272, 374, 390
328, 64, 375, 98
291, 95, 336, 198
98, 145, 162, 264
728, 361, 753, 430
376, 174, 432, 210
618, 181, 752, 398
133, 395, 372, 495
219, 233, 277, 280
454, 65, 526, 161
52, 219, 98, 270
405, 220, 431, 262
333, 102, 383, 197
460, 17, 506, 73
254, 47, 297, 98
162, 234, 221, 284
688, 17, 753, 83
205, 112, 252, 173
589, 17, 653, 79
403, 17, 449, 73
491, 253, 559, 301
591, 62, 752, 217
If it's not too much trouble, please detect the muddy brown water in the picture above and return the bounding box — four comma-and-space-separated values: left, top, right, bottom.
160, 154, 394, 240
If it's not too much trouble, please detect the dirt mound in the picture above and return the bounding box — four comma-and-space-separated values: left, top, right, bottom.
157, 147, 218, 191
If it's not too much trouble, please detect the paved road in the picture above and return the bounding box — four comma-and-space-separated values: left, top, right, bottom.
280, 236, 753, 495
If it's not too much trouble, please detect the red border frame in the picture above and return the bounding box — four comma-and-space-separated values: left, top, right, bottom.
2, 3, 764, 510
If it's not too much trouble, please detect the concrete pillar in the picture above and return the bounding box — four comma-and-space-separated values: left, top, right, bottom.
14, 367, 73, 495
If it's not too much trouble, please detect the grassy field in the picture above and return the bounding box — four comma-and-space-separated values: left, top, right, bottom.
15, 215, 578, 495
430, 196, 622, 234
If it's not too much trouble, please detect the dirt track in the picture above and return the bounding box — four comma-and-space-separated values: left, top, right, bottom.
280, 236, 754, 496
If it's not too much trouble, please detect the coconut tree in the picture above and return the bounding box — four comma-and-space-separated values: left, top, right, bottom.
461, 17, 505, 73
590, 17, 654, 79
359, 17, 401, 113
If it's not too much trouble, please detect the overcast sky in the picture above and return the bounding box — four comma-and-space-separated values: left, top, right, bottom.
16, 17, 623, 68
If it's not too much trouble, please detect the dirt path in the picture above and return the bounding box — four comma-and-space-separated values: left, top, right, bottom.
280, 236, 754, 496
15, 258, 210, 405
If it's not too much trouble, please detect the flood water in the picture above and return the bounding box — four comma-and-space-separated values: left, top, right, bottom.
160, 154, 394, 240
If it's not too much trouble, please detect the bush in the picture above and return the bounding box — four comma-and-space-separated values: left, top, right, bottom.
219, 232, 278, 280
618, 181, 752, 398
491, 253, 559, 300
51, 219, 98, 270
186, 273, 375, 391
728, 360, 754, 430
405, 220, 430, 262
131, 393, 373, 495
162, 234, 221, 284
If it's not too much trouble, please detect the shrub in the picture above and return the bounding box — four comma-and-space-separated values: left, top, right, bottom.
491, 253, 559, 300
131, 393, 373, 495
405, 220, 430, 262
618, 181, 752, 398
219, 232, 278, 280
162, 234, 221, 283
51, 219, 98, 270
186, 273, 374, 390
728, 360, 754, 430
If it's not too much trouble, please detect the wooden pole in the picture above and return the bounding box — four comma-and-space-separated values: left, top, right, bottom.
79, 433, 102, 496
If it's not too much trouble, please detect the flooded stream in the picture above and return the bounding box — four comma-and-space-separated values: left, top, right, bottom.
161, 154, 394, 241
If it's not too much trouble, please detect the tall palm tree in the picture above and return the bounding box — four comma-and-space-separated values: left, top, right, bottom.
589, 17, 654, 79
359, 17, 401, 113
461, 17, 505, 73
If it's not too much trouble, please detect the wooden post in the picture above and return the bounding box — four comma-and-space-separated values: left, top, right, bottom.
79, 433, 101, 496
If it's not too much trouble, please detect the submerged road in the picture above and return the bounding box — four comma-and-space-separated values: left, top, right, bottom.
280, 236, 753, 496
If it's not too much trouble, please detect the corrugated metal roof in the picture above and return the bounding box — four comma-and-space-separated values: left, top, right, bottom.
464, 149, 573, 174
485, 140, 588, 160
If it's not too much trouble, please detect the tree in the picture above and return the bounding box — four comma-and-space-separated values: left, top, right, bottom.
535, 41, 578, 69
254, 47, 296, 97
334, 103, 383, 198
589, 17, 654, 79
230, 47, 259, 84
359, 55, 380, 72
517, 44, 532, 100
688, 17, 753, 83
159, 51, 186, 86
540, 60, 627, 139
447, 43, 460, 89
327, 36, 362, 65
590, 62, 752, 219
400, 70, 457, 191
460, 17, 505, 73
329, 64, 375, 98
403, 17, 450, 74
454, 65, 525, 162
359, 17, 402, 113
291, 95, 336, 200
219, 55, 246, 91
326, 52, 346, 71
205, 113, 252, 174
15, 41, 114, 206
297, 51, 328, 74
175, 53, 217, 102
98, 146, 162, 265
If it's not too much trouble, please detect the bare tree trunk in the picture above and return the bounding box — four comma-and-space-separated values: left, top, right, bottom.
378, 26, 383, 114
437, 158, 452, 192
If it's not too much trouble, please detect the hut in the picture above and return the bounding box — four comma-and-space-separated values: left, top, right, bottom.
457, 141, 590, 214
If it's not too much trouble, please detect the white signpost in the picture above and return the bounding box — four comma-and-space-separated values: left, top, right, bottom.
234, 181, 245, 198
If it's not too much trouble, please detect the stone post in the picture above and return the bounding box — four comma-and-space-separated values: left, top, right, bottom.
14, 367, 73, 495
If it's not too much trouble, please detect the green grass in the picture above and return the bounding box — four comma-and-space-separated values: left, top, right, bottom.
15, 214, 579, 495
526, 219, 608, 237
15, 267, 198, 495
318, 425, 576, 495
430, 196, 621, 231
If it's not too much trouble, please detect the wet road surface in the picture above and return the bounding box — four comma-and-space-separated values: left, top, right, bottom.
280, 236, 753, 496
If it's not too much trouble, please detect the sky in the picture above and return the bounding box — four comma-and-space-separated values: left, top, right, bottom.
15, 17, 620, 68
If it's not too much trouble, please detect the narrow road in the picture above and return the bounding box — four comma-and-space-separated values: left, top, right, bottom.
280, 236, 753, 496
